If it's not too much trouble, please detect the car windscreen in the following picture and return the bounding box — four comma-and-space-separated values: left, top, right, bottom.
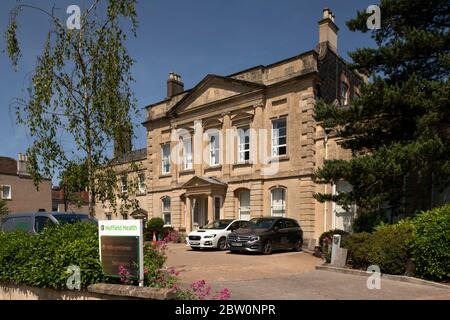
248, 219, 276, 229
201, 220, 233, 230
53, 215, 93, 225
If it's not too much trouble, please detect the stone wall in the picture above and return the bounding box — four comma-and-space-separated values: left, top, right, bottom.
0, 282, 175, 300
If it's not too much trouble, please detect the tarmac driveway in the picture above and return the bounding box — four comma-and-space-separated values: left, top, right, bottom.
165, 243, 450, 300
166, 243, 320, 284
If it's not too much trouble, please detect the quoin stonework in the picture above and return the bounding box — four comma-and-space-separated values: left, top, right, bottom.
96, 8, 365, 243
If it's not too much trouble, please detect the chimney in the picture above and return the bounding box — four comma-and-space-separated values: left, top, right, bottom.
17, 153, 29, 176
319, 8, 339, 53
167, 72, 184, 99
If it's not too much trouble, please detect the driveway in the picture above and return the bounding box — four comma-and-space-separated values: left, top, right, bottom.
166, 243, 319, 283
165, 243, 450, 300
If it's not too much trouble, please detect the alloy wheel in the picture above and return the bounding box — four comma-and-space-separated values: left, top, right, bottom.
263, 240, 272, 255
218, 237, 227, 251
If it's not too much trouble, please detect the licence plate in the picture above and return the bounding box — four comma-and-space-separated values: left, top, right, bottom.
190, 242, 200, 245
231, 242, 243, 247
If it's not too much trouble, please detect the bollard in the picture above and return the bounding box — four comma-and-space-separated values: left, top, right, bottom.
330, 234, 341, 265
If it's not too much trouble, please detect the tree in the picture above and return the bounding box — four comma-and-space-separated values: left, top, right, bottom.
0, 198, 9, 217
5, 0, 141, 216
314, 0, 450, 221
58, 161, 89, 212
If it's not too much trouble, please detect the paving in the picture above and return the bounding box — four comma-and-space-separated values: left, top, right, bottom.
165, 243, 450, 300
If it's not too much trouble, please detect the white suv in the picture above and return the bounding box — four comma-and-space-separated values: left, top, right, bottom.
186, 219, 249, 251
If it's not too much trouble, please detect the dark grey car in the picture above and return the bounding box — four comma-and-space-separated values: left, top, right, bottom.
227, 217, 303, 254
0, 212, 97, 234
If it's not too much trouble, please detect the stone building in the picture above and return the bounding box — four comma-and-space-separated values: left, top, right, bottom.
96, 9, 364, 242
0, 154, 52, 213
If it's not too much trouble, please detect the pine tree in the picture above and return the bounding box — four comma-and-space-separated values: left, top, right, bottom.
314, 0, 450, 222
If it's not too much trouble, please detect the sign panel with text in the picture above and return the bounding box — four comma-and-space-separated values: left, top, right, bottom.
98, 220, 144, 286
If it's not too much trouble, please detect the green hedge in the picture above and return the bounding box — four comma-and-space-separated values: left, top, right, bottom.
410, 205, 450, 281
343, 205, 450, 281
0, 223, 104, 289
343, 221, 414, 275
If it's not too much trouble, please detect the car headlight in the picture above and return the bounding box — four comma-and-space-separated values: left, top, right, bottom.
249, 236, 260, 242
204, 234, 216, 239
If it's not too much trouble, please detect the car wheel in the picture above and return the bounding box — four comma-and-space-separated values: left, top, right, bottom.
262, 240, 273, 255
217, 237, 227, 251
293, 239, 303, 252
191, 247, 200, 251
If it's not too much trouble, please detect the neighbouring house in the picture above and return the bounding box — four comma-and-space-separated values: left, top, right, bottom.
96, 8, 364, 243
51, 186, 90, 214
0, 153, 52, 213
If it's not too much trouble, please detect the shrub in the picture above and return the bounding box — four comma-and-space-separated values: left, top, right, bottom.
0, 223, 104, 289
318, 229, 350, 254
147, 217, 165, 232
342, 232, 372, 269
367, 221, 414, 275
410, 205, 450, 281
342, 222, 413, 275
353, 210, 389, 233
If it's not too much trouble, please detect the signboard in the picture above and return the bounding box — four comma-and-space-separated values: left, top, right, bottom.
98, 220, 144, 286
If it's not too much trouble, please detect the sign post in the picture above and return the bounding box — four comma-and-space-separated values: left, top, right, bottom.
98, 220, 144, 287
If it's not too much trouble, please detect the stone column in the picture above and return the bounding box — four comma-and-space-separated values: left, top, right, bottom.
193, 120, 204, 176
185, 196, 192, 233
222, 112, 232, 178
207, 194, 214, 223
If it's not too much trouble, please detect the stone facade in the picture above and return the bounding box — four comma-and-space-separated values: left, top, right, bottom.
0, 155, 52, 213
96, 9, 363, 242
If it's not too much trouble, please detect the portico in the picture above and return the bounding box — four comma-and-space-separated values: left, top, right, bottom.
182, 176, 227, 233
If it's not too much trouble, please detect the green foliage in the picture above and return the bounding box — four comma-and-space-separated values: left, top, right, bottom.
368, 222, 414, 275
314, 0, 450, 218
4, 0, 140, 216
0, 223, 104, 289
0, 199, 8, 217
353, 210, 389, 233
146, 218, 165, 233
343, 222, 414, 275
410, 205, 450, 281
341, 232, 372, 269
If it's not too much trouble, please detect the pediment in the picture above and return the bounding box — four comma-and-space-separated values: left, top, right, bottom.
182, 176, 227, 189
168, 75, 264, 116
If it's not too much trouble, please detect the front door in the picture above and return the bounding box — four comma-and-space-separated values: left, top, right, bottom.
192, 197, 207, 228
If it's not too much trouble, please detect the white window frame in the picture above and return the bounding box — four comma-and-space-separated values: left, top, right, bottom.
161, 143, 171, 174
138, 173, 146, 194
209, 133, 220, 166
238, 190, 251, 220
271, 188, 286, 217
237, 127, 251, 163
182, 137, 193, 170
1, 185, 12, 200
120, 176, 128, 194
162, 197, 171, 226
272, 118, 287, 157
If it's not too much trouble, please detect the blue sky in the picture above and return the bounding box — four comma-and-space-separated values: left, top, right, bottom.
0, 0, 377, 184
